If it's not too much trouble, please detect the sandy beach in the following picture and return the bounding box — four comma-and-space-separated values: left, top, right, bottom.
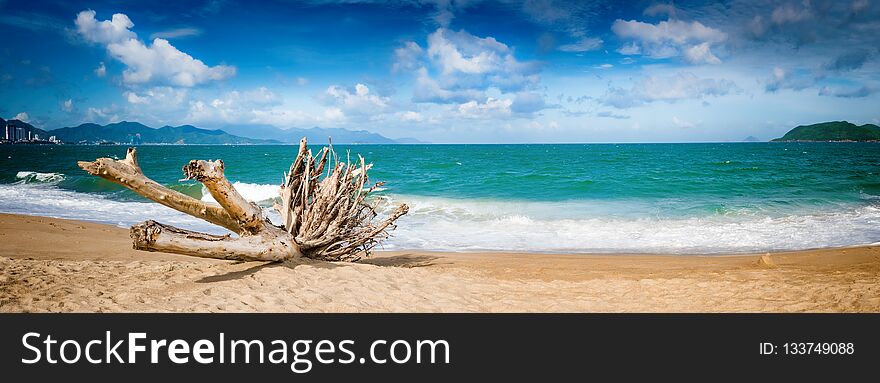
0, 213, 878, 312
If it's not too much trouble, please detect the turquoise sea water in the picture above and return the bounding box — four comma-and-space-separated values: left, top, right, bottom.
1, 142, 878, 253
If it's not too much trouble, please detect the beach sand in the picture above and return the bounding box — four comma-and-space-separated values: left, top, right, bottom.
1, 213, 878, 312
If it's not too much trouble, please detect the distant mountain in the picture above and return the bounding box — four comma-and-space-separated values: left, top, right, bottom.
49, 121, 279, 145
742, 135, 761, 142
219, 124, 417, 144
772, 121, 880, 142
2, 118, 49, 141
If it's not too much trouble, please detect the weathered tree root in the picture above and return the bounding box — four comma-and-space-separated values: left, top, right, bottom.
77, 139, 408, 262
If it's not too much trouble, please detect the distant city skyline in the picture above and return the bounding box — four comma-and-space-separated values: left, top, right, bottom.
1, 0, 879, 143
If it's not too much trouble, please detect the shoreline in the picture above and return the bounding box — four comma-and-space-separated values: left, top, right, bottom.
1, 213, 878, 312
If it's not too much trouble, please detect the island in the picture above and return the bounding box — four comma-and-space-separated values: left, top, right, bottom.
772, 121, 880, 142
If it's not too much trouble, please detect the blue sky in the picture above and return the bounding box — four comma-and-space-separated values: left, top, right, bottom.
1, 0, 879, 143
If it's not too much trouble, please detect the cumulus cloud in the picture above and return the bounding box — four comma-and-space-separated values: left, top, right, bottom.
123, 86, 188, 108
396, 110, 424, 122
86, 106, 120, 123
74, 10, 235, 87
456, 97, 512, 119
61, 99, 73, 112
684, 42, 721, 65
392, 41, 423, 72
602, 72, 738, 108
321, 83, 390, 115
400, 28, 541, 104
612, 18, 726, 64
13, 112, 29, 122
74, 11, 136, 44
412, 67, 484, 103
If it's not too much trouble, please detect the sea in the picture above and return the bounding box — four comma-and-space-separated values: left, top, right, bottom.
1, 142, 878, 254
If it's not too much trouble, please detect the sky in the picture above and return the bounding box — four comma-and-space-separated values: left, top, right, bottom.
1, 0, 879, 143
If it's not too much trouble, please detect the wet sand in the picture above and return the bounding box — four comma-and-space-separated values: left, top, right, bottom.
1, 213, 878, 312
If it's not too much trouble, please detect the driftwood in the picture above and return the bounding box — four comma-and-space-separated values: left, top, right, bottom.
77, 138, 408, 262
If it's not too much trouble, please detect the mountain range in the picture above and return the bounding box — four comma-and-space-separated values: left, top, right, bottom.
35, 121, 418, 145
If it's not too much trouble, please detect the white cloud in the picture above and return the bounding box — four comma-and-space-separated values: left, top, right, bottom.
455, 97, 512, 119
295, 77, 309, 86
558, 37, 603, 52
94, 62, 106, 77
412, 67, 484, 103
321, 83, 390, 115
594, 63, 614, 69
75, 10, 235, 87
603, 72, 738, 108
426, 28, 508, 75
186, 86, 280, 123
86, 107, 120, 123
61, 99, 73, 112
392, 41, 423, 72
400, 28, 541, 105
683, 42, 721, 65
13, 112, 29, 122
397, 110, 424, 122
123, 86, 188, 107
74, 10, 135, 44
611, 18, 726, 64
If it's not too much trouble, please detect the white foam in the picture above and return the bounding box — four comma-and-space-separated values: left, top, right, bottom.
1, 182, 878, 254
15, 171, 65, 184
374, 195, 880, 253
200, 182, 280, 206
0, 182, 230, 235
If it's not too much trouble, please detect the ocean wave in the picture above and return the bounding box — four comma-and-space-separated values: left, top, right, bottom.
374, 195, 880, 253
0, 182, 231, 235
14, 171, 65, 185
0, 182, 878, 254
